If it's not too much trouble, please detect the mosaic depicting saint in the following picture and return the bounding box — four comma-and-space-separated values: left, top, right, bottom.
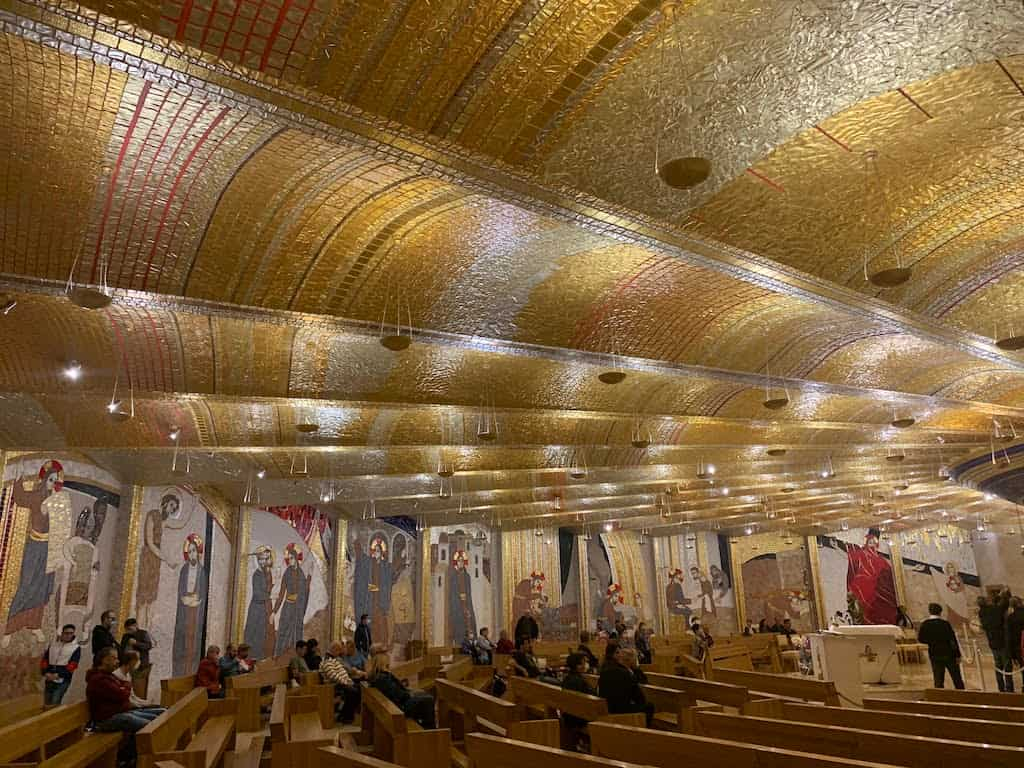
3, 461, 73, 644
136, 493, 190, 628
353, 532, 393, 650
391, 535, 416, 647
244, 545, 276, 659
274, 543, 310, 656
447, 549, 476, 642
173, 533, 208, 676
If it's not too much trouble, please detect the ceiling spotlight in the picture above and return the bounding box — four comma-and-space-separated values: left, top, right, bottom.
63, 361, 82, 381
721, 487, 729, 496
256, 468, 266, 480
984, 493, 995, 501
106, 400, 120, 414
169, 427, 181, 442
744, 526, 754, 536
1, 297, 16, 315
603, 522, 614, 533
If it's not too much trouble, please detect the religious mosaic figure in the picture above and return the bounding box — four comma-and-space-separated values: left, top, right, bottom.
354, 533, 392, 650
820, 528, 897, 625
3, 461, 72, 643
666, 568, 691, 631
448, 549, 476, 642
690, 566, 716, 618
137, 494, 182, 628
244, 545, 276, 659
273, 543, 310, 656
173, 534, 208, 676
391, 535, 416, 647
512, 571, 546, 625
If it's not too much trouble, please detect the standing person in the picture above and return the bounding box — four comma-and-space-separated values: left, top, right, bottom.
305, 638, 322, 672
635, 622, 652, 665
918, 602, 965, 689
174, 534, 207, 677
274, 544, 310, 657
91, 610, 119, 663
86, 647, 165, 764
41, 623, 81, 705
320, 642, 360, 724
136, 494, 180, 629
1006, 597, 1024, 692
120, 618, 153, 700
194, 646, 223, 698
691, 622, 712, 661
354, 614, 373, 656
514, 612, 539, 648
980, 589, 1014, 692
367, 650, 435, 728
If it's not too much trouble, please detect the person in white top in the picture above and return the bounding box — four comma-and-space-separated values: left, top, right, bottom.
113, 649, 148, 706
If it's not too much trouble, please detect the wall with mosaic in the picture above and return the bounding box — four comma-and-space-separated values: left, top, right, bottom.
236, 507, 333, 660
0, 455, 123, 698
124, 486, 234, 689
653, 532, 736, 637
344, 517, 418, 658
428, 523, 496, 646
502, 527, 578, 641
896, 524, 982, 635
974, 533, 1024, 596
816, 527, 898, 626
732, 533, 817, 633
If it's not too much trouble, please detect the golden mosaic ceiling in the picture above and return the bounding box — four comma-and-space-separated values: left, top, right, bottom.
0, 0, 1022, 537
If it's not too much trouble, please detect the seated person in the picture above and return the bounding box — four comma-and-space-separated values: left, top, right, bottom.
305, 639, 322, 672
219, 644, 240, 682
236, 644, 255, 674
341, 639, 368, 681
561, 652, 594, 745
691, 622, 713, 660
195, 645, 224, 698
87, 647, 165, 763
577, 632, 600, 671
367, 650, 435, 729
511, 636, 542, 678
600, 640, 620, 671
460, 630, 481, 662
597, 647, 653, 726
476, 627, 494, 665
321, 641, 361, 724
289, 640, 310, 683
494, 629, 514, 655
113, 650, 148, 707
779, 618, 796, 647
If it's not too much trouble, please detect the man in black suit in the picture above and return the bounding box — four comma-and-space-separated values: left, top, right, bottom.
918, 602, 965, 689
514, 612, 539, 648
597, 647, 653, 725
354, 613, 372, 655
91, 610, 120, 663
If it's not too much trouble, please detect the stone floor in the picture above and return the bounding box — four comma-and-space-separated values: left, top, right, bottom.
864, 656, 1024, 697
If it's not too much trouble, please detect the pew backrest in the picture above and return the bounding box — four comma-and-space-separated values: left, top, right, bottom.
465, 732, 642, 768
863, 697, 1024, 723
712, 668, 839, 706
924, 689, 1024, 708
0, 701, 91, 763
137, 688, 208, 755
436, 679, 521, 729
318, 746, 401, 768
0, 693, 43, 727
642, 671, 749, 709
362, 687, 408, 737
438, 657, 475, 683
508, 677, 608, 721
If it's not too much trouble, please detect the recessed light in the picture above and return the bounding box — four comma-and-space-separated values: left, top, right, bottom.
256, 468, 266, 480
63, 361, 82, 381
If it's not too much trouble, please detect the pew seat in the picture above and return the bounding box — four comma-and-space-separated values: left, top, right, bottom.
0, 701, 120, 766
361, 686, 449, 768
269, 684, 336, 768
924, 689, 1024, 708
136, 688, 236, 768
0, 693, 44, 727
863, 697, 1024, 723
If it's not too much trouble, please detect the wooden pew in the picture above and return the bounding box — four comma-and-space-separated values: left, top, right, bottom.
438, 657, 489, 689
136, 688, 236, 768
706, 642, 754, 673
589, 721, 901, 768
582, 673, 704, 732
392, 657, 437, 690
725, 635, 783, 673
317, 747, 403, 768
693, 710, 1024, 768
924, 689, 1024, 708
863, 697, 1024, 723
225, 664, 290, 732
780, 702, 1024, 748
465, 732, 646, 768
0, 701, 120, 766
642, 672, 751, 711
712, 668, 840, 706
0, 693, 43, 727
361, 686, 449, 768
231, 734, 266, 768
161, 674, 200, 707
269, 684, 336, 768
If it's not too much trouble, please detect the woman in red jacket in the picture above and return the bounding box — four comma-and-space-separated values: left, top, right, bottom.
194, 645, 224, 698
87, 647, 165, 761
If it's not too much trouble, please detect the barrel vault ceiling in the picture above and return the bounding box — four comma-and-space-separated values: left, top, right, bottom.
1, 0, 1023, 538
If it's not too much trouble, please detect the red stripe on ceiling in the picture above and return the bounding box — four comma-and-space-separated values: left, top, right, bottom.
897, 87, 932, 119
142, 107, 231, 291
217, 0, 248, 59
745, 168, 785, 192
91, 81, 152, 283
814, 125, 852, 152
241, 0, 272, 66
108, 88, 176, 289
132, 101, 210, 290
199, 0, 220, 50
259, 0, 294, 71
175, 0, 196, 40
570, 256, 673, 348
153, 113, 247, 294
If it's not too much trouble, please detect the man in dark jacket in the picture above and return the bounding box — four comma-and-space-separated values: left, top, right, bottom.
120, 618, 153, 698
979, 589, 1013, 692
597, 647, 653, 725
514, 612, 539, 648
1006, 597, 1024, 691
91, 610, 120, 663
918, 603, 965, 689
354, 614, 372, 656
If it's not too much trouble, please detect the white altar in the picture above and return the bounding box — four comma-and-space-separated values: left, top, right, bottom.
833, 624, 902, 685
